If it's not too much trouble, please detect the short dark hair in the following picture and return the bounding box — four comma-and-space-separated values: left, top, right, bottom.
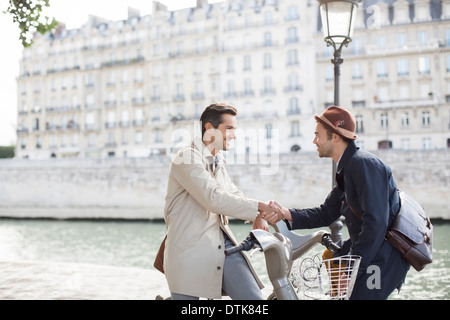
200, 103, 237, 138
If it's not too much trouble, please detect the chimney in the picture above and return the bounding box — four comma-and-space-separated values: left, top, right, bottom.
128, 7, 141, 19
153, 1, 168, 13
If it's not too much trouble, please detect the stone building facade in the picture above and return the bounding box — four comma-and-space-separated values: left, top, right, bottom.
15, 0, 450, 159
316, 0, 450, 150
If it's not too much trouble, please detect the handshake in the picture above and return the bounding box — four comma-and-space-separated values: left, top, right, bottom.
255, 201, 292, 231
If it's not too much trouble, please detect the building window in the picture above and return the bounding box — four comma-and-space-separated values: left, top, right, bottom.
121, 70, 128, 84
243, 79, 253, 96
446, 28, 450, 47
151, 85, 160, 101
135, 131, 143, 144
152, 108, 160, 123
154, 130, 162, 143
264, 11, 273, 25
33, 118, 40, 131
377, 60, 388, 77
287, 49, 298, 66
290, 121, 300, 137
326, 66, 333, 81
378, 86, 389, 102
352, 63, 363, 79
380, 113, 389, 128
401, 112, 409, 128
286, 27, 299, 43
49, 135, 57, 149
135, 68, 143, 83
227, 57, 234, 73
243, 55, 251, 71
121, 91, 128, 105
88, 133, 95, 147
418, 57, 430, 75
107, 71, 115, 86
401, 138, 410, 150
107, 132, 115, 146
226, 80, 235, 97
376, 35, 386, 49
120, 131, 127, 145
399, 84, 410, 100
86, 113, 95, 130
134, 108, 144, 126
286, 5, 299, 21
105, 111, 115, 129
262, 76, 273, 94
378, 140, 392, 150
266, 123, 273, 139
397, 33, 406, 47
286, 73, 299, 91
263, 53, 272, 69
355, 115, 364, 133
423, 138, 432, 150
21, 137, 27, 150
419, 83, 431, 99
175, 83, 184, 101
36, 136, 42, 149
397, 59, 409, 76
244, 13, 253, 27
287, 97, 300, 115
176, 41, 183, 55
418, 31, 427, 45
263, 32, 272, 46
422, 111, 431, 127
351, 38, 362, 55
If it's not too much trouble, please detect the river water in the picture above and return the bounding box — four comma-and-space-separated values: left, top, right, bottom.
0, 218, 448, 300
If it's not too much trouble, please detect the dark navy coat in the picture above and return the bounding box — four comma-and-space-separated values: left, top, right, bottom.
288, 141, 410, 299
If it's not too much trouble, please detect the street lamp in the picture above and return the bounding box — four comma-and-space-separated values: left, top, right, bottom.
318, 0, 361, 106
317, 0, 361, 242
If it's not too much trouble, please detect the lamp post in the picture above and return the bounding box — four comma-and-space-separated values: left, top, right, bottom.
317, 0, 361, 242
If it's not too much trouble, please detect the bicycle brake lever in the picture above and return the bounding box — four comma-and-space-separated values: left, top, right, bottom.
249, 246, 262, 257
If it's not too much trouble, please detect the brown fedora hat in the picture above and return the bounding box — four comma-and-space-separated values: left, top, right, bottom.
314, 106, 358, 140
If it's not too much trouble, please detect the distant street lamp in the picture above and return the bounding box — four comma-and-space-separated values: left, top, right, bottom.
318, 0, 361, 106
317, 0, 361, 242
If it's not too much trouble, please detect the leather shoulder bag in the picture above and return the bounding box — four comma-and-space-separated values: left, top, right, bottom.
349, 190, 433, 272
385, 190, 433, 271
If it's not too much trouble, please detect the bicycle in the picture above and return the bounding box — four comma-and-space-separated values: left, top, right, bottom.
225, 221, 361, 300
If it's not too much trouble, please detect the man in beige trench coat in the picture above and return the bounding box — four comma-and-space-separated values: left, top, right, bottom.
164, 103, 282, 300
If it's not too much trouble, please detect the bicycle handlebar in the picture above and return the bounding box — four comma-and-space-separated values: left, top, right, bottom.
224, 235, 257, 256
321, 233, 341, 253
225, 232, 341, 256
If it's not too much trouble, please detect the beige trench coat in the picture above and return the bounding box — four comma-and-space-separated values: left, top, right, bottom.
163, 137, 263, 299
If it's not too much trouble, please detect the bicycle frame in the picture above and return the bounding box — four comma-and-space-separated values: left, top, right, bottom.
236, 221, 335, 300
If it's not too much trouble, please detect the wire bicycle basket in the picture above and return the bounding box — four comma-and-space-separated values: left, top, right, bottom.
290, 254, 361, 300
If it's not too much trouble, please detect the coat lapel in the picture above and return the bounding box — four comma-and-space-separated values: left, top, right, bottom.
192, 136, 228, 224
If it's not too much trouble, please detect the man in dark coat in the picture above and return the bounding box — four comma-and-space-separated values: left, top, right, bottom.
274, 106, 410, 299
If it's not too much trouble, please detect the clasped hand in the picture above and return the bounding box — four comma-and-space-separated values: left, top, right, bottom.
253, 201, 285, 231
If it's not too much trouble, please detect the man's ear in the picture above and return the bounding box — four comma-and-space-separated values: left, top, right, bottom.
332, 132, 341, 143
205, 122, 214, 131
203, 122, 216, 142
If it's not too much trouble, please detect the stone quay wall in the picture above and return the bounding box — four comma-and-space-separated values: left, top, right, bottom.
0, 149, 448, 220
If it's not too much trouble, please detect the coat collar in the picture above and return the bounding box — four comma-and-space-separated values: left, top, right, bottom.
192, 136, 224, 166
337, 140, 359, 174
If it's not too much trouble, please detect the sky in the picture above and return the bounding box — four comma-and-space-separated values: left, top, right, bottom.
0, 0, 222, 146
